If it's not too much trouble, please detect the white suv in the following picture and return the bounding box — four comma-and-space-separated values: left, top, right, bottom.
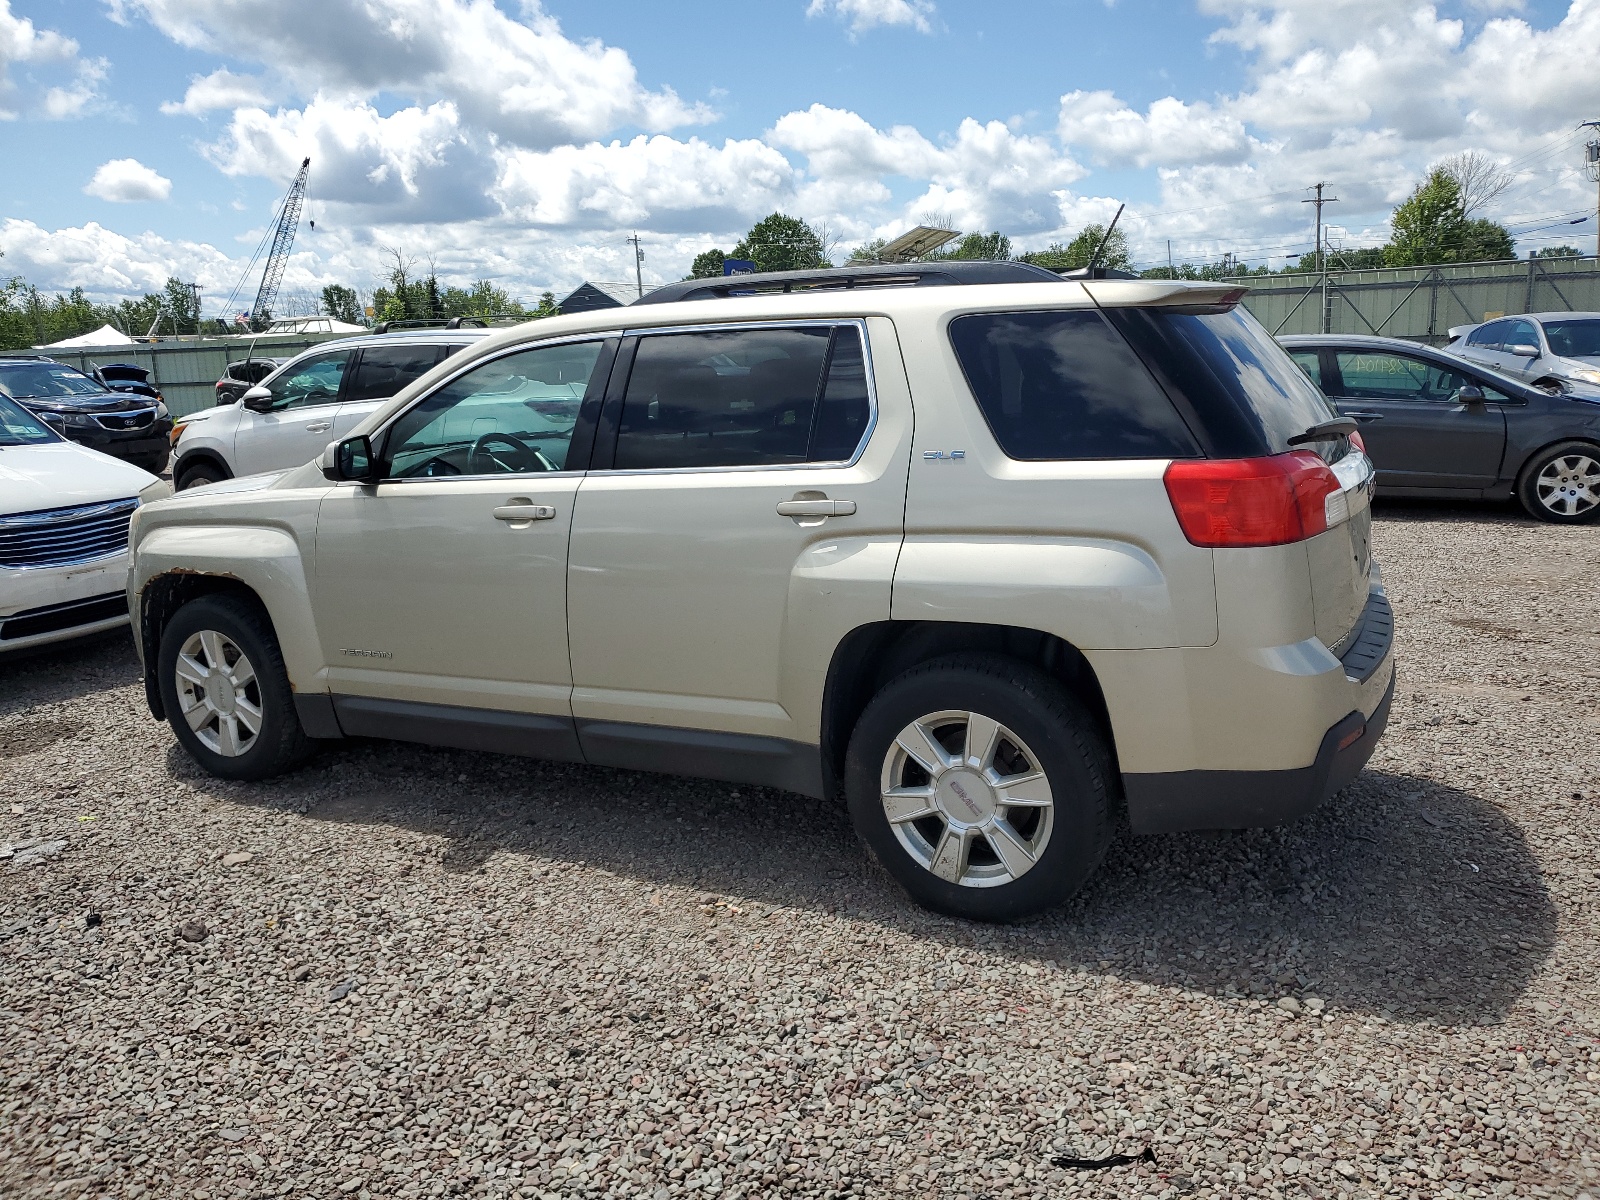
128, 264, 1394, 920
170, 330, 489, 490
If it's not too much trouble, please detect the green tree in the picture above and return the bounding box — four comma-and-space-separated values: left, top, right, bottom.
1384, 169, 1514, 267
1020, 223, 1131, 272
846, 237, 888, 264
689, 249, 726, 278
1533, 245, 1583, 259
321, 284, 362, 324
731, 213, 831, 273
937, 231, 1012, 261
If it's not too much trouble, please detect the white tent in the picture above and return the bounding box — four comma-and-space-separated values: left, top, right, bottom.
40, 324, 137, 349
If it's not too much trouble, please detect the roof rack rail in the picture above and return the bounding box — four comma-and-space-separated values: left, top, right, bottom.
634, 260, 1073, 305
370, 314, 525, 334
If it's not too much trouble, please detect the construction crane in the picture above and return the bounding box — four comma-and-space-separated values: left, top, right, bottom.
249, 157, 310, 328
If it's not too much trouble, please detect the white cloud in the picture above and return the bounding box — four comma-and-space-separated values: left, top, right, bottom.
0, 0, 106, 118
84, 158, 173, 203
1058, 91, 1252, 168
806, 0, 936, 34
123, 0, 712, 148
0, 218, 236, 298
161, 67, 271, 116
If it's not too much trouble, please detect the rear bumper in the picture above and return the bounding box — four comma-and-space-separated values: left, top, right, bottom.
1121, 666, 1394, 834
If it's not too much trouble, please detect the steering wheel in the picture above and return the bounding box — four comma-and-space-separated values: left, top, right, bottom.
467, 431, 553, 474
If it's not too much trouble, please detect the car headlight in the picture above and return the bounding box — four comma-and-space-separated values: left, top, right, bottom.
64, 412, 98, 428
1568, 368, 1600, 386
170, 420, 189, 444
155, 401, 169, 419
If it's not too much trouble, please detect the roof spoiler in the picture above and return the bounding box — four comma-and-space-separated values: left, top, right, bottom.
1082, 279, 1249, 313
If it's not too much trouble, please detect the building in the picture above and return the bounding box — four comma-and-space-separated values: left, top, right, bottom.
557, 281, 636, 314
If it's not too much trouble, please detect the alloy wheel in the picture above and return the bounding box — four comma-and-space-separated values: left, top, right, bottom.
1535, 453, 1600, 517
879, 709, 1055, 888
173, 629, 263, 757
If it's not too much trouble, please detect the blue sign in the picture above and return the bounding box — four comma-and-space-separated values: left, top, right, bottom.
723, 259, 757, 276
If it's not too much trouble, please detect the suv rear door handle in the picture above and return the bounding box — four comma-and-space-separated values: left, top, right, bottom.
776, 498, 856, 517
493, 504, 557, 522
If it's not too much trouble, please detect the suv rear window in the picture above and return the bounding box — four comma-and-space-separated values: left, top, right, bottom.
948, 310, 1199, 461
1103, 307, 1338, 458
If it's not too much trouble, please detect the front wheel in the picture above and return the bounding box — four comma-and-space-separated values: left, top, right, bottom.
1516, 441, 1600, 524
176, 460, 227, 491
845, 654, 1113, 922
157, 594, 315, 780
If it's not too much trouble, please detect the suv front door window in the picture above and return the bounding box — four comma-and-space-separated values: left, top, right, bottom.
566, 322, 903, 749
1328, 350, 1506, 489
233, 349, 353, 476
311, 339, 613, 721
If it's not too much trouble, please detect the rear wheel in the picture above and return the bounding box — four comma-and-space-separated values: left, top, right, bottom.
158, 595, 315, 780
845, 654, 1113, 921
176, 460, 227, 491
1516, 441, 1600, 523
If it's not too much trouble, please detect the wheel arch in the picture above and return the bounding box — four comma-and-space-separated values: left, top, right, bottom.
1512, 434, 1600, 488
819, 621, 1118, 803
173, 449, 233, 487
138, 573, 271, 720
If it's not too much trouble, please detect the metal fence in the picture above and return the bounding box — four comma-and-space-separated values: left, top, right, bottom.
1240, 255, 1600, 345
37, 333, 353, 418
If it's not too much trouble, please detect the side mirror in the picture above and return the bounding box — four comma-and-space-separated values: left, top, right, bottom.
322, 435, 381, 483
1457, 385, 1487, 407
1506, 343, 1540, 358
241, 385, 275, 412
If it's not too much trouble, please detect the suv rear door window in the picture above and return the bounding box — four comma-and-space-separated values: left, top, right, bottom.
345, 344, 448, 402
948, 310, 1199, 461
612, 325, 869, 470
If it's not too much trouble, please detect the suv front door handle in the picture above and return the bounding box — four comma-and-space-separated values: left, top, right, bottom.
493, 504, 557, 522
304, 421, 332, 433
1343, 411, 1385, 422
776, 498, 857, 517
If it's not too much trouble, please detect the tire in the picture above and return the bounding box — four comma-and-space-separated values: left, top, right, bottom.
1515, 441, 1600, 524
176, 460, 226, 491
844, 653, 1113, 922
157, 594, 315, 780
135, 449, 171, 475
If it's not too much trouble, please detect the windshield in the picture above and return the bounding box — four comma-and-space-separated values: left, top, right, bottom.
0, 394, 60, 446
1543, 319, 1600, 358
0, 362, 110, 400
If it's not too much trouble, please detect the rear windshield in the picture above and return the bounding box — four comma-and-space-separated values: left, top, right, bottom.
948, 310, 1201, 461
1104, 306, 1338, 457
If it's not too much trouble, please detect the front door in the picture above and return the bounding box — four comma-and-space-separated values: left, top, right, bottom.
312, 338, 614, 723
1327, 349, 1508, 490
566, 320, 911, 756
233, 349, 354, 476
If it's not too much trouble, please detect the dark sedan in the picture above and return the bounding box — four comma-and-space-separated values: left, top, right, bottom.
0, 355, 173, 474
1280, 334, 1600, 523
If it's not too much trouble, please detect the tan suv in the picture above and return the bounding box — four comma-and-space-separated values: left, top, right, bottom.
127, 263, 1394, 920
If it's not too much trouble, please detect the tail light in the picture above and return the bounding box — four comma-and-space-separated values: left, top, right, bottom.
1349, 430, 1366, 454
1164, 451, 1342, 547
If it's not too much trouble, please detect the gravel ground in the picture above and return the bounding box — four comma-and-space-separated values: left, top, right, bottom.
2, 500, 1598, 1200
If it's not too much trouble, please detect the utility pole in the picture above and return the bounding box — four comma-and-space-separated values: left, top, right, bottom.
627, 233, 645, 299
1167, 239, 1174, 278
1583, 122, 1600, 258
1302, 182, 1339, 273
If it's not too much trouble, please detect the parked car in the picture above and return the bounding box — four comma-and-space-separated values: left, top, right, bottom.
171, 332, 490, 490
92, 362, 162, 402
213, 358, 287, 406
130, 263, 1394, 920
1, 393, 166, 653
1446, 312, 1600, 393
0, 355, 173, 474
1281, 333, 1600, 523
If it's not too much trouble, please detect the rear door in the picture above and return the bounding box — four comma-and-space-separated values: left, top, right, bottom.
331, 342, 454, 440
1456, 320, 1507, 373
565, 319, 910, 757
232, 348, 354, 475
1327, 349, 1506, 489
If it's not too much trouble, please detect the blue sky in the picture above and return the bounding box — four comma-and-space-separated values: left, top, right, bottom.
1, 0, 1595, 314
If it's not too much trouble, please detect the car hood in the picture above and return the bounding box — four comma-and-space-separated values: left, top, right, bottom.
184, 470, 288, 498
19, 392, 155, 413
0, 440, 159, 516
